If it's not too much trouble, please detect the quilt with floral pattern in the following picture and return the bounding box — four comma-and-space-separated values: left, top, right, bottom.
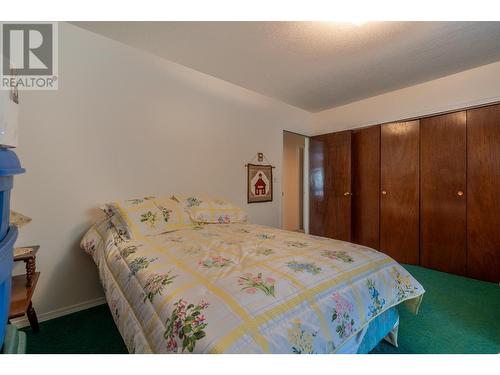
81, 220, 424, 354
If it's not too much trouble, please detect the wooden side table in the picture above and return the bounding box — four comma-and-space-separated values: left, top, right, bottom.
8, 245, 40, 333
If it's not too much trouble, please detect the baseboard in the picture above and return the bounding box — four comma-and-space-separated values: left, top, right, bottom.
10, 297, 107, 329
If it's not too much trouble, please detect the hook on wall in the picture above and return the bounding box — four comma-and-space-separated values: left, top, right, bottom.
244, 152, 275, 168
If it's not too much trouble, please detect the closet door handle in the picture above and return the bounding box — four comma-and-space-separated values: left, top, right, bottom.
457, 190, 464, 197
343, 192, 351, 197
381, 190, 387, 195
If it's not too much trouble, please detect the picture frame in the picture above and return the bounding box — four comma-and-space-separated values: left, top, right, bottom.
247, 163, 273, 203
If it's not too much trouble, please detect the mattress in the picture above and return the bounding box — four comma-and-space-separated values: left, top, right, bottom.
81, 219, 424, 354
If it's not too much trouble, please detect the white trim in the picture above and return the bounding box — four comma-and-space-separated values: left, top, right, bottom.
10, 297, 107, 329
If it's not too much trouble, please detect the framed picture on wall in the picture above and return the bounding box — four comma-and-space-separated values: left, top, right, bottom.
247, 163, 273, 203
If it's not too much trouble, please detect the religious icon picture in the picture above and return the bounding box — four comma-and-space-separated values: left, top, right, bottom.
247, 163, 273, 203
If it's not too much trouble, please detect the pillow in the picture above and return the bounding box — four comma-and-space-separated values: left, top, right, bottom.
171, 194, 248, 224
101, 195, 193, 238
100, 203, 135, 239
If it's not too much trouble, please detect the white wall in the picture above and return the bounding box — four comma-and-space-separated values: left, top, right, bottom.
11, 22, 312, 318
312, 61, 500, 134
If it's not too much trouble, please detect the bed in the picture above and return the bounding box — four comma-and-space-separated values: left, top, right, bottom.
80, 194, 424, 354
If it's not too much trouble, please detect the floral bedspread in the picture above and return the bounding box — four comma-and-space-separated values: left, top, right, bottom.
81, 220, 424, 354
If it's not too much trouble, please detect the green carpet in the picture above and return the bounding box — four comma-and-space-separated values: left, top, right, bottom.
22, 304, 127, 354
371, 265, 500, 354
21, 265, 499, 354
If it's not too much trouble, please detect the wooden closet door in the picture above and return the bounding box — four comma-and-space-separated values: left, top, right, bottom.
309, 135, 328, 237
467, 104, 500, 283
352, 125, 380, 249
420, 112, 467, 275
324, 131, 352, 241
380, 121, 420, 264
309, 132, 352, 241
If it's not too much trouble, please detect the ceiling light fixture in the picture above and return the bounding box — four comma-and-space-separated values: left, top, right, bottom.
350, 20, 367, 26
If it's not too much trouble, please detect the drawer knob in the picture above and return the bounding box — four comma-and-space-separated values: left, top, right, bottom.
457, 190, 464, 196
381, 190, 387, 195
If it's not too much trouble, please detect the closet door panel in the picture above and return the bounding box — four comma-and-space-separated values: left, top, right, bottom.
309, 135, 329, 237
309, 132, 352, 240
325, 131, 352, 241
352, 125, 380, 249
420, 112, 467, 275
380, 121, 420, 264
467, 104, 500, 283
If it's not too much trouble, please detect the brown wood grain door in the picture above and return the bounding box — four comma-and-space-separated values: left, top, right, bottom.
467, 104, 500, 283
380, 121, 420, 264
352, 125, 380, 249
309, 132, 352, 240
325, 131, 352, 241
309, 135, 328, 237
420, 112, 467, 275
324, 131, 351, 241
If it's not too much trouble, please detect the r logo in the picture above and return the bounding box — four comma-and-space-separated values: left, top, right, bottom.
2, 23, 53, 76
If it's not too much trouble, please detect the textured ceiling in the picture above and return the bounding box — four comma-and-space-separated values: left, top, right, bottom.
72, 22, 500, 112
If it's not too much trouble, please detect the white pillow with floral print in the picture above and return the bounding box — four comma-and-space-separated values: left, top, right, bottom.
170, 194, 248, 224
101, 195, 193, 238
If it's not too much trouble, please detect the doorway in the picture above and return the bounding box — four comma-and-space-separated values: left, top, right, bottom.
282, 131, 308, 232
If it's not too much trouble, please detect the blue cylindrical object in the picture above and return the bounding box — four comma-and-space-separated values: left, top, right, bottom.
0, 149, 25, 242
0, 227, 19, 347
0, 148, 25, 349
